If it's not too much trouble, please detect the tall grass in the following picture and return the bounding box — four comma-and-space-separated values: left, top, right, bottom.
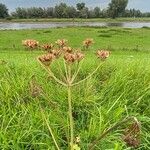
0, 50, 150, 149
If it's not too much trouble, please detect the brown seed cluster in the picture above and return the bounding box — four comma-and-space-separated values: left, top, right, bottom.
123, 122, 141, 148
63, 46, 73, 53
64, 52, 84, 63
83, 38, 94, 49
97, 50, 110, 60
55, 39, 68, 48
42, 44, 54, 51
22, 39, 39, 49
76, 52, 84, 62
51, 49, 62, 58
32, 38, 110, 66
38, 53, 55, 66
64, 53, 77, 63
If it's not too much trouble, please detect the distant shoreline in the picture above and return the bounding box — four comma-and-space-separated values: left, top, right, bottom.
1, 18, 150, 23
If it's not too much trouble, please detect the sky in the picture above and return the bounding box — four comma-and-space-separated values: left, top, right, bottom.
0, 0, 149, 12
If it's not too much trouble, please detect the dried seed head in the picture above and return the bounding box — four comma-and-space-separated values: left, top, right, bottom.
83, 38, 94, 48
38, 53, 55, 66
64, 51, 84, 63
64, 53, 77, 63
29, 76, 42, 98
63, 46, 72, 53
55, 39, 68, 48
22, 39, 39, 49
51, 49, 62, 58
42, 44, 54, 51
76, 52, 84, 62
123, 136, 140, 148
123, 121, 141, 148
97, 50, 110, 60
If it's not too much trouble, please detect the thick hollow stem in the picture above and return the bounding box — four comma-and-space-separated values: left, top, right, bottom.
68, 85, 74, 150
66, 63, 75, 150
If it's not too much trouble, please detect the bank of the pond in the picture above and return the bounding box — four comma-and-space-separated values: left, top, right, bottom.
1, 18, 150, 23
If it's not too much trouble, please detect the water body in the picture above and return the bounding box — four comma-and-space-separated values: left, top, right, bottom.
0, 22, 150, 30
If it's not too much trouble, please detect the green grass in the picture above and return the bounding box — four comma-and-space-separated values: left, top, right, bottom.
1, 17, 150, 23
0, 27, 150, 149
1, 27, 150, 51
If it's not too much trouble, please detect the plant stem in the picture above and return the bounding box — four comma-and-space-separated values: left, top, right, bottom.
67, 64, 74, 150
41, 107, 60, 150
37, 59, 67, 86
47, 67, 67, 86
68, 85, 74, 150
64, 60, 69, 81
71, 62, 82, 83
88, 117, 139, 150
56, 60, 67, 82
72, 63, 103, 86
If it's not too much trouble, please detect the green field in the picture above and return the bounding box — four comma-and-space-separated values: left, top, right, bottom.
1, 27, 150, 51
0, 27, 150, 149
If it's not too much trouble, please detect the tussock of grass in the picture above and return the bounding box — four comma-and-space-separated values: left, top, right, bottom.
0, 50, 150, 149
0, 28, 150, 149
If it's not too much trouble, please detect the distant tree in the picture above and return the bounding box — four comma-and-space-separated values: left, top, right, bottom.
123, 9, 142, 18
93, 7, 101, 18
76, 3, 86, 18
27, 7, 45, 18
12, 7, 27, 18
132, 9, 142, 17
12, 7, 47, 18
67, 6, 77, 18
101, 9, 108, 18
108, 0, 128, 18
55, 3, 68, 18
80, 7, 89, 18
143, 12, 150, 17
88, 9, 95, 18
9, 1, 150, 19
46, 7, 54, 18
0, 3, 9, 18
76, 3, 85, 11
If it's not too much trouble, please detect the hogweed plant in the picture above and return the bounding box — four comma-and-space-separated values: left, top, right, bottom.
26, 38, 141, 149
83, 38, 94, 50
22, 39, 39, 49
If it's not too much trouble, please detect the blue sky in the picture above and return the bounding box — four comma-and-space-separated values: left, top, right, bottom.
0, 0, 149, 12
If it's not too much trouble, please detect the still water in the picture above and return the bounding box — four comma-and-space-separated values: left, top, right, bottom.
0, 22, 150, 30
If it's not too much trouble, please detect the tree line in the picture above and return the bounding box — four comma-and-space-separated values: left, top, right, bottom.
0, 0, 150, 19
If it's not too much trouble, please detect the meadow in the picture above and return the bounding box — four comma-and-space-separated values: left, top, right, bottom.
0, 27, 150, 149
